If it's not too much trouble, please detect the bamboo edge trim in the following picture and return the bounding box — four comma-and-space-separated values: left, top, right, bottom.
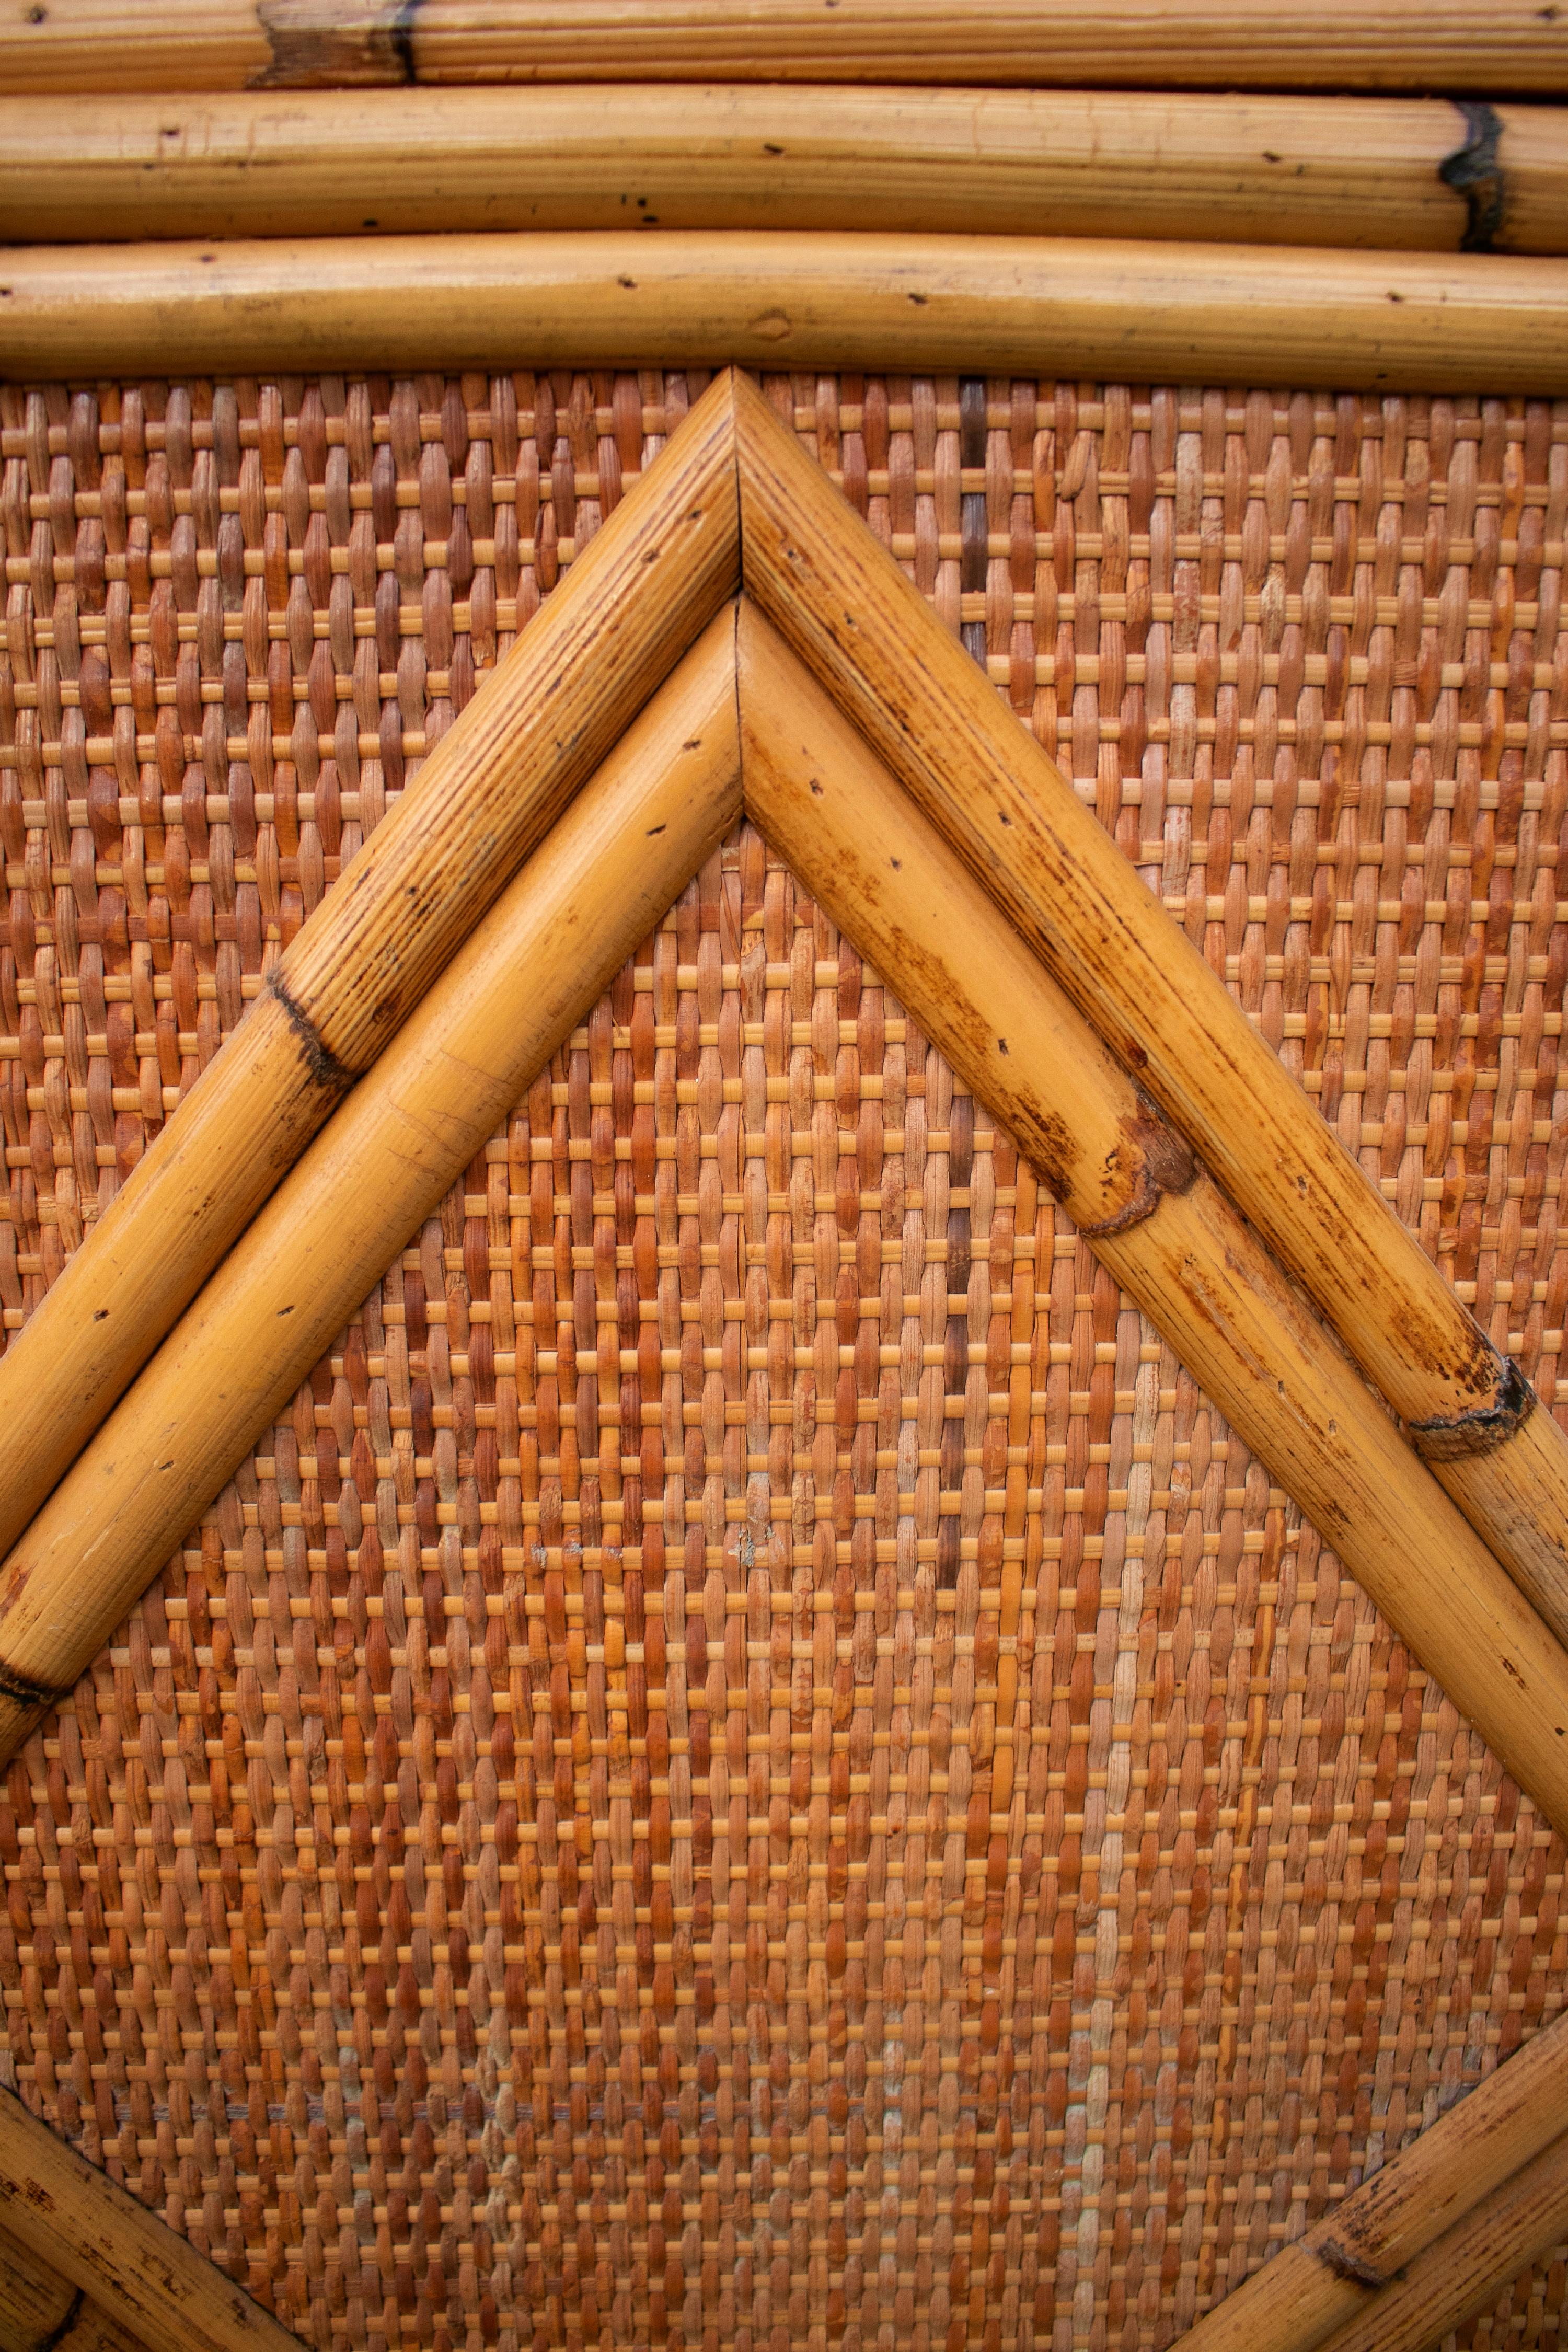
5, 234, 1568, 391
3, 0, 1566, 97
4, 87, 1565, 255
0, 2081, 299, 2352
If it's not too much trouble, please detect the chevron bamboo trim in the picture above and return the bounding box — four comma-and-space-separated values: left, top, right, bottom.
2, 0, 1563, 96
737, 604, 1568, 1839
0, 612, 742, 1762
0, 366, 741, 1569
1170, 2008, 1568, 2352
6, 87, 1565, 253
732, 369, 1568, 1645
4, 233, 1566, 393
0, 2082, 298, 2352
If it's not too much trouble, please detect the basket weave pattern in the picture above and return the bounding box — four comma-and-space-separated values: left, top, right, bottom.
1, 370, 1566, 2351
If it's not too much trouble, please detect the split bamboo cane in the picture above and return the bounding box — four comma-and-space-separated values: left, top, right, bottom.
734, 374, 1568, 1648
1, 0, 1563, 96
0, 2082, 299, 2352
736, 604, 1568, 1839
1167, 2005, 1568, 2352
1312, 2130, 1568, 2352
6, 88, 1564, 254
0, 367, 740, 1578
0, 612, 741, 1763
4, 234, 1566, 392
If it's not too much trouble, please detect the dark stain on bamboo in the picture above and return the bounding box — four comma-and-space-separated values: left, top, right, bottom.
0, 1653, 64, 1712
1440, 99, 1507, 250
1079, 1100, 1198, 1239
266, 969, 360, 1093
1409, 1351, 1538, 1459
32, 2287, 86, 2352
1317, 2237, 1395, 2291
251, 0, 420, 88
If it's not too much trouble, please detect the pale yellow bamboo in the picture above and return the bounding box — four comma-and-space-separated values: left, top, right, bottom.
734, 373, 1568, 1647
0, 2083, 297, 2352
3, 234, 1565, 391
1312, 2131, 1568, 2352
737, 604, 1568, 1839
1, 0, 1563, 96
0, 612, 741, 1763
0, 367, 740, 1574
4, 88, 1562, 253
1167, 2009, 1568, 2352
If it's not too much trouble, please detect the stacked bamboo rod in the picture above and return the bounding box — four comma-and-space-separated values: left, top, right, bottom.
1, 0, 1564, 95
1171, 2011, 1568, 2352
5, 87, 1565, 253
4, 233, 1567, 391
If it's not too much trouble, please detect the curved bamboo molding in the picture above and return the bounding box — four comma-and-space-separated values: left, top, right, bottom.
1, 0, 1563, 96
0, 615, 742, 1762
737, 607, 1568, 1841
0, 365, 740, 1573
4, 233, 1567, 393
0, 2081, 298, 2352
5, 87, 1565, 253
733, 372, 1568, 1650
1170, 2004, 1568, 2352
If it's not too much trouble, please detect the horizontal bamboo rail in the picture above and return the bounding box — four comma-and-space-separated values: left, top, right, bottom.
4, 88, 1563, 253
0, 367, 740, 1575
735, 372, 1568, 1651
1315, 2130, 1568, 2352
0, 615, 741, 1763
0, 2082, 298, 2352
1170, 2005, 1568, 2352
1, 1, 1563, 96
0, 2224, 145, 2352
737, 605, 1568, 1839
4, 233, 1566, 391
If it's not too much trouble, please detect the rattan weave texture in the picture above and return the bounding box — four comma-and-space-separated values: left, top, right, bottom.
1, 370, 1566, 2352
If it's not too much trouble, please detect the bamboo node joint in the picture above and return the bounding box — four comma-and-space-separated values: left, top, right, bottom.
1317, 2238, 1396, 2291
1409, 1352, 1537, 1461
266, 971, 359, 1096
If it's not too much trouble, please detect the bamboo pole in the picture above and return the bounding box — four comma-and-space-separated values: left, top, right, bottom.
0, 612, 741, 1763
737, 604, 1568, 1839
1, 1, 1564, 96
1165, 2007, 1568, 2352
0, 2083, 298, 2352
1312, 2131, 1568, 2352
734, 373, 1568, 1648
0, 367, 740, 1576
4, 88, 1563, 255
0, 2227, 146, 2352
4, 233, 1567, 392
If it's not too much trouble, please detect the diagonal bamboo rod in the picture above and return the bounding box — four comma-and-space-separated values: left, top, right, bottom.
0, 367, 740, 1581
5, 88, 1564, 254
0, 2081, 298, 2352
1, 0, 1563, 97
734, 373, 1568, 1650
736, 603, 1568, 1839
0, 611, 741, 1763
1165, 2005, 1568, 2352
0, 2223, 147, 2352
3, 234, 1567, 392
1311, 2130, 1568, 2352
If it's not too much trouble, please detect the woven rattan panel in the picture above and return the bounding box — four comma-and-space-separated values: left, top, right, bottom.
2, 371, 1566, 2352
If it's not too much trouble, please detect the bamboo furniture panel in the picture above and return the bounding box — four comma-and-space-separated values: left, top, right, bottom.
3, 367, 1568, 2351
1, 0, 1563, 95
6, 89, 1566, 256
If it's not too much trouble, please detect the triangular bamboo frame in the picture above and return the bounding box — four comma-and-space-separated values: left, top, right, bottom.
2, 367, 1566, 2352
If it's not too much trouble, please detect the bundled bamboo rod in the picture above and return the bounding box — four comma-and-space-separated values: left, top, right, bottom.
4, 233, 1566, 392
0, 2083, 298, 2352
737, 604, 1568, 1840
0, 2226, 146, 2352
1169, 2006, 1568, 2352
1314, 2131, 1568, 2352
734, 373, 1568, 1648
0, 367, 740, 1574
1, 0, 1563, 96
5, 87, 1562, 254
0, 614, 740, 1763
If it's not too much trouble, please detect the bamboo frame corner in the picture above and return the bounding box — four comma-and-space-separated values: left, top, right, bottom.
3, 362, 1568, 2352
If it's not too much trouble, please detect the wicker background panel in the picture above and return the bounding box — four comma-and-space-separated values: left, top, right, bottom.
2, 368, 1567, 2352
